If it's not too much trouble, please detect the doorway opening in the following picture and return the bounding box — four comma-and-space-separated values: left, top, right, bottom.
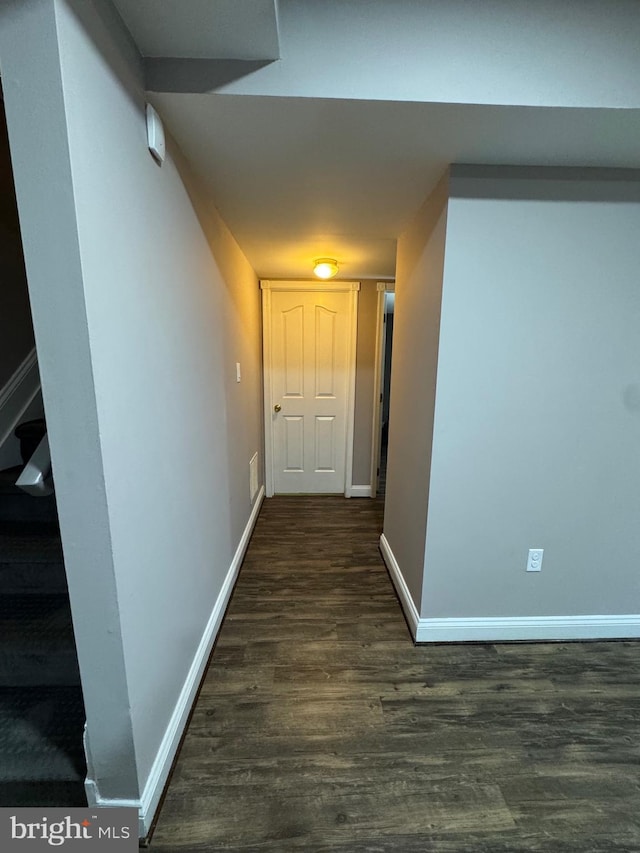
371, 285, 395, 499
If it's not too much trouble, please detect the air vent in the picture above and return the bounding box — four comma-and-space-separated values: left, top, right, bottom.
249, 452, 259, 501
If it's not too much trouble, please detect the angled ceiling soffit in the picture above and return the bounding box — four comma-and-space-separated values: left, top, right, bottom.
112, 0, 280, 93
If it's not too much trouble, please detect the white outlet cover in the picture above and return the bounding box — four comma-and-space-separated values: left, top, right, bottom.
527, 548, 543, 572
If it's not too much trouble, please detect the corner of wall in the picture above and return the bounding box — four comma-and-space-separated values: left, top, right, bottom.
382, 172, 451, 618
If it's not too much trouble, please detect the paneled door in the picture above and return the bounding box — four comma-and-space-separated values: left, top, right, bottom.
261, 281, 360, 495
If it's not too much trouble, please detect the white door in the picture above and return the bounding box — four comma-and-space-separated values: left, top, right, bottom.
262, 281, 359, 495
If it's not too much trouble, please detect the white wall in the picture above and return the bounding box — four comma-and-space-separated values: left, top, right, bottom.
168, 142, 264, 559
423, 167, 640, 620
382, 176, 448, 609
0, 0, 263, 829
219, 0, 640, 109
383, 166, 640, 640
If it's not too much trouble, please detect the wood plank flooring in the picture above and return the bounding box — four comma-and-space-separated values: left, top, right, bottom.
149, 495, 640, 852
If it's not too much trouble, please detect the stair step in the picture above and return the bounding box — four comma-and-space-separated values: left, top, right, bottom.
0, 530, 67, 594
0, 466, 58, 524
0, 596, 80, 687
0, 467, 23, 491
0, 686, 85, 785
0, 491, 58, 524
0, 562, 68, 596
0, 520, 60, 536
0, 455, 84, 808
0, 530, 63, 562
0, 781, 86, 808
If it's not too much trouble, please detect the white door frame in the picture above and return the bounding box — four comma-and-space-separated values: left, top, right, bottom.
370, 282, 395, 498
261, 280, 360, 498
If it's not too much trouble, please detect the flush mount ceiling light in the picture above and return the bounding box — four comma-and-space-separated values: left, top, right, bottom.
313, 258, 339, 279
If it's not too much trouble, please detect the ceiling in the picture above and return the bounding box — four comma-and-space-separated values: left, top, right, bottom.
112, 0, 280, 60
114, 0, 640, 281
150, 94, 640, 280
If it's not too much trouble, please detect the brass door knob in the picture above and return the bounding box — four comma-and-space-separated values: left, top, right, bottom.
274, 404, 282, 412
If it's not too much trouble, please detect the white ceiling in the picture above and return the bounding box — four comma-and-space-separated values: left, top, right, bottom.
151, 93, 640, 279
114, 0, 640, 281
113, 0, 280, 59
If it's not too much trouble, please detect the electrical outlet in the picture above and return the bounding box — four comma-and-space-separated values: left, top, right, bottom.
526, 548, 543, 572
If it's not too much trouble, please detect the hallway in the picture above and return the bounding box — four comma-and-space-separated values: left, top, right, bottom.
149, 496, 640, 852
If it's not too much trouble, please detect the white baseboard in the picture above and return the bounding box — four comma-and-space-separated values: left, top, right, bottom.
379, 533, 640, 645
85, 486, 265, 838
0, 348, 40, 469
379, 533, 420, 638
350, 484, 372, 498
414, 614, 640, 643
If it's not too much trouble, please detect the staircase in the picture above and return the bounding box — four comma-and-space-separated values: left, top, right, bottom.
0, 419, 86, 807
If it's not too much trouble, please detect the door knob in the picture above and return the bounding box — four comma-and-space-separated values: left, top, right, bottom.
274, 404, 282, 412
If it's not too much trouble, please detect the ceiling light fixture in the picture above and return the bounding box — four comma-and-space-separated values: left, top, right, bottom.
313, 258, 339, 280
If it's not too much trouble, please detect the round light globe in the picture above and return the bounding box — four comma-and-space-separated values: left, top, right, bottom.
313, 258, 339, 279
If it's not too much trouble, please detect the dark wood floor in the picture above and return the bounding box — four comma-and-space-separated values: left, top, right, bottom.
149, 494, 640, 852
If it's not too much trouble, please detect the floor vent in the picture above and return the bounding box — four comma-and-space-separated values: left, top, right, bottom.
249, 452, 259, 501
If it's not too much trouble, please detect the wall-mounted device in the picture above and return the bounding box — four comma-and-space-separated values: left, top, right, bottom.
146, 103, 165, 165
526, 548, 543, 572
